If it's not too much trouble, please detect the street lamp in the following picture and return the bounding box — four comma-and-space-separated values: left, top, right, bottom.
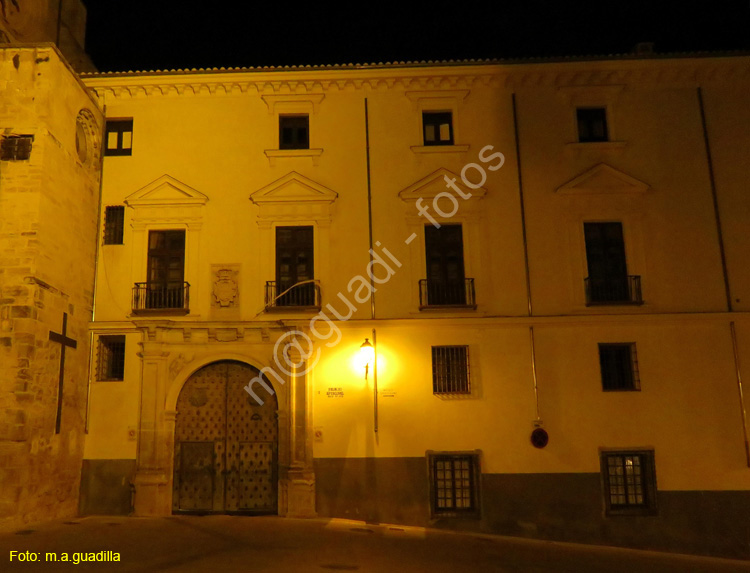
360, 337, 374, 380
359, 333, 379, 433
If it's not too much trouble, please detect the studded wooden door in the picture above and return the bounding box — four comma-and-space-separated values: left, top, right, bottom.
173, 361, 278, 514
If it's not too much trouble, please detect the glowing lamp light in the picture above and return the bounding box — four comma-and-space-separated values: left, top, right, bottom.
360, 338, 375, 380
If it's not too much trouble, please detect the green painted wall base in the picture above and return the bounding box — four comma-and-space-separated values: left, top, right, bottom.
314, 458, 750, 560
79, 460, 136, 516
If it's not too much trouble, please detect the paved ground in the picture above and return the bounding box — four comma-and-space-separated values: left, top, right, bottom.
1, 515, 748, 572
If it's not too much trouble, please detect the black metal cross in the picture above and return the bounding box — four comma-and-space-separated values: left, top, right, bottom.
49, 312, 77, 434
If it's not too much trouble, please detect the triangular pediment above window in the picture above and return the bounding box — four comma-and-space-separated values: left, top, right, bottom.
250, 171, 338, 205
556, 164, 649, 195
125, 174, 208, 207
398, 168, 487, 202
250, 171, 338, 223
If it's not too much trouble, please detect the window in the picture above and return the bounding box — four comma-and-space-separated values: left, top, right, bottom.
132, 230, 187, 312
601, 450, 657, 516
1, 135, 33, 160
577, 107, 608, 142
271, 226, 318, 307
584, 222, 641, 304
599, 343, 640, 391
422, 111, 453, 146
428, 452, 480, 517
97, 335, 126, 381
103, 206, 125, 245
432, 346, 470, 394
422, 224, 474, 307
105, 119, 133, 156
279, 115, 309, 150
147, 230, 185, 308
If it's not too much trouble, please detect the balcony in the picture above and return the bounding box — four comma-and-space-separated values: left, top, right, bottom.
265, 280, 321, 311
585, 275, 643, 306
419, 278, 476, 310
132, 282, 190, 315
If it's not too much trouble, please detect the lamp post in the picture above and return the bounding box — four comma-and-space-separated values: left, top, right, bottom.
360, 337, 374, 380
360, 331, 378, 433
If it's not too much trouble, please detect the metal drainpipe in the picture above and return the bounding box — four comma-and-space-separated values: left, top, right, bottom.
365, 98, 375, 319
730, 322, 750, 467
697, 89, 747, 465
697, 87, 732, 312
85, 101, 108, 434
512, 93, 541, 425
372, 328, 378, 434
364, 98, 378, 432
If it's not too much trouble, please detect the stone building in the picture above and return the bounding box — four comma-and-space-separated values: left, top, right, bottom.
0, 2, 749, 560
0, 44, 102, 527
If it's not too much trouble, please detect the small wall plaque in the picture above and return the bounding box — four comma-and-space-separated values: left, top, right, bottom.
326, 387, 344, 398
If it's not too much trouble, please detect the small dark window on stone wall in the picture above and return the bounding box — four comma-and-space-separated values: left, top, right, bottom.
104, 206, 125, 245
599, 343, 640, 391
428, 452, 480, 518
422, 111, 453, 145
1, 135, 33, 160
279, 115, 309, 149
577, 107, 608, 142
601, 450, 657, 516
432, 345, 470, 394
97, 335, 126, 381
105, 119, 133, 156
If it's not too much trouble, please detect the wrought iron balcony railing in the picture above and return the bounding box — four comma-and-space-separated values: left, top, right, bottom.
419, 278, 476, 309
132, 282, 190, 315
265, 280, 320, 310
584, 275, 643, 305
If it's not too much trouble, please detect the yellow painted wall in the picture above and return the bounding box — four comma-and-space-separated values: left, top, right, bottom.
83, 57, 750, 496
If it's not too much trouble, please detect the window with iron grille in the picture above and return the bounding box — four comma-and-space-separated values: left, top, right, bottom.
428, 452, 480, 517
432, 346, 470, 394
279, 115, 309, 149
601, 450, 657, 516
1, 135, 33, 160
422, 111, 453, 145
577, 107, 608, 142
103, 206, 125, 245
599, 343, 640, 391
104, 119, 133, 156
97, 335, 126, 381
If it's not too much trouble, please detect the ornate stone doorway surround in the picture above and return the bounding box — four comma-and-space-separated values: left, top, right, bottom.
130, 329, 315, 518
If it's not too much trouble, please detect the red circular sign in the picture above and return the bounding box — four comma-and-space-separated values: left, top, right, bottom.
531, 428, 549, 449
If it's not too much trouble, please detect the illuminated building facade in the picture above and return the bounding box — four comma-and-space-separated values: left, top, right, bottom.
0, 4, 748, 559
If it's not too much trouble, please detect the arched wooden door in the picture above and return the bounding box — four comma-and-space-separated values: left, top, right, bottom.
172, 361, 278, 514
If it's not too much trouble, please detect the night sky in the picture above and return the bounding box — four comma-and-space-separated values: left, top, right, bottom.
85, 1, 750, 72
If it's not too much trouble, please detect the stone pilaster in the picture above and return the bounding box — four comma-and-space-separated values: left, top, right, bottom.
285, 341, 316, 518
133, 339, 171, 516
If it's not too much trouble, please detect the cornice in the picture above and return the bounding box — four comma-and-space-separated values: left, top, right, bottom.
81, 55, 750, 101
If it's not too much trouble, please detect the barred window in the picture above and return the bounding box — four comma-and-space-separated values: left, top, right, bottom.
1, 135, 33, 160
103, 206, 125, 245
432, 346, 470, 394
97, 335, 126, 381
601, 450, 657, 516
428, 452, 480, 517
599, 343, 640, 391
105, 119, 133, 156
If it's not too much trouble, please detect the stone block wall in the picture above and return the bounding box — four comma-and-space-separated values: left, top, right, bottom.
0, 46, 101, 530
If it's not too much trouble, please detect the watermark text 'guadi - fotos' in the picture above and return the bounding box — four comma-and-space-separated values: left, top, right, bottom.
244, 145, 505, 405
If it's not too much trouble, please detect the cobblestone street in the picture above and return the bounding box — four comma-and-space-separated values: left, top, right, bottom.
2, 516, 748, 572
